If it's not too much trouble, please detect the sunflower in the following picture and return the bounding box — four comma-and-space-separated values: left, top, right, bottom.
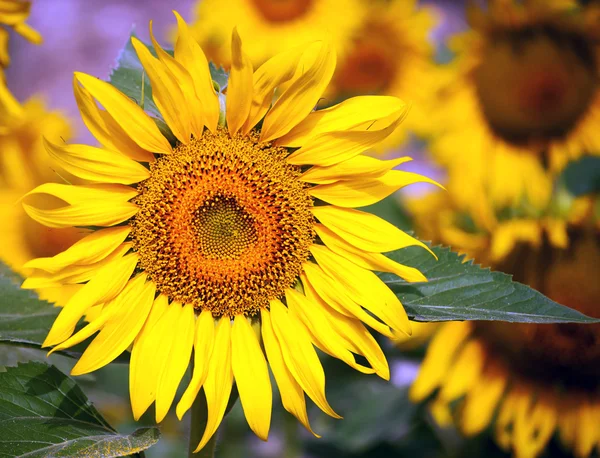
0, 0, 41, 68
0, 81, 79, 304
327, 0, 440, 150
187, 0, 364, 69
409, 186, 600, 457
430, 0, 600, 218
21, 13, 437, 451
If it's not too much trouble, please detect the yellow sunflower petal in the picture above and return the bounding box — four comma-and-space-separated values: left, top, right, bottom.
42, 253, 139, 347
23, 226, 131, 273
0, 1, 30, 24
22, 243, 132, 289
130, 295, 170, 420
149, 21, 204, 139
310, 244, 411, 337
73, 76, 156, 162
23, 201, 138, 228
315, 224, 428, 282
155, 303, 196, 422
13, 21, 41, 45
173, 11, 220, 132
300, 156, 412, 184
278, 95, 408, 147
132, 37, 191, 144
269, 299, 341, 419
301, 261, 394, 338
301, 278, 389, 380
261, 308, 319, 437
285, 114, 406, 167
260, 42, 336, 142
177, 310, 215, 419
286, 288, 375, 375
241, 45, 305, 135
44, 138, 150, 184
309, 169, 442, 208
74, 72, 172, 154
24, 182, 137, 205
410, 322, 472, 402
226, 28, 253, 136
313, 206, 426, 253
232, 315, 272, 441
47, 304, 114, 356
194, 318, 234, 453
71, 277, 156, 375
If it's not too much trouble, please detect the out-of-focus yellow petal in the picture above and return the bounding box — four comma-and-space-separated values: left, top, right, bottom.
410, 322, 472, 401
23, 226, 131, 273
173, 11, 220, 132
44, 138, 150, 184
461, 362, 507, 435
278, 95, 407, 147
42, 253, 139, 347
226, 28, 253, 136
261, 308, 319, 437
71, 277, 156, 375
177, 310, 215, 419
74, 72, 172, 154
232, 315, 272, 440
438, 340, 485, 401
194, 318, 233, 452
310, 244, 411, 337
269, 299, 341, 419
155, 303, 196, 422
260, 42, 336, 142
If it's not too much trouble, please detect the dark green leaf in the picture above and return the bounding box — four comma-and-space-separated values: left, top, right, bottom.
382, 245, 598, 323
0, 361, 159, 457
560, 156, 600, 197
362, 195, 412, 231
0, 264, 59, 351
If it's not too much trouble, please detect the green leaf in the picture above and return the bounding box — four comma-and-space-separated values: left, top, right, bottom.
382, 245, 598, 323
0, 361, 159, 457
560, 156, 600, 197
0, 263, 129, 361
0, 264, 60, 351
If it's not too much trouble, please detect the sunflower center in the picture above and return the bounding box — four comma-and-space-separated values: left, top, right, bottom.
131, 129, 314, 318
193, 195, 258, 259
334, 23, 399, 95
476, 231, 600, 389
474, 26, 597, 146
251, 0, 313, 23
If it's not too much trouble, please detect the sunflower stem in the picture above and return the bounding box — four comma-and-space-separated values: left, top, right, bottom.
188, 392, 218, 458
